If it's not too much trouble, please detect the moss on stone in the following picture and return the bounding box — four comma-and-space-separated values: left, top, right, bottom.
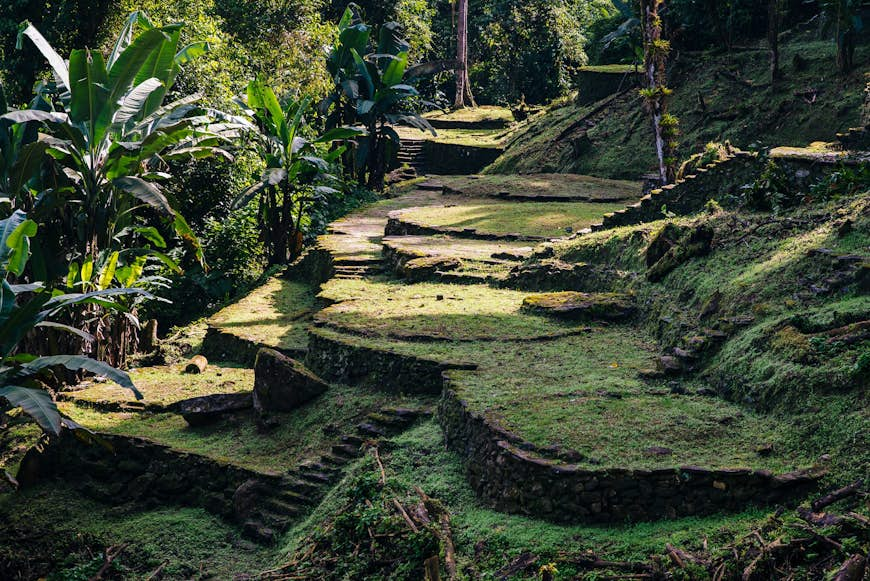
522, 291, 635, 321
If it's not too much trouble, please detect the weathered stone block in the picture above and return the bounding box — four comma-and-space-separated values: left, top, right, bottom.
169, 392, 253, 427
254, 348, 328, 413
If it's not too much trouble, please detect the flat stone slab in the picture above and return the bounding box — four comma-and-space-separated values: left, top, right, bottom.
170, 392, 253, 427
522, 291, 636, 321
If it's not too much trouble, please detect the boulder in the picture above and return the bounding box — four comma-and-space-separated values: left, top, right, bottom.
400, 255, 461, 282
169, 392, 253, 427
521, 292, 635, 321
254, 348, 328, 413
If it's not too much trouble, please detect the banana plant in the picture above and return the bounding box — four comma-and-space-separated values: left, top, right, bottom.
4, 13, 229, 272
1, 13, 245, 365
0, 211, 145, 435
322, 5, 434, 191
232, 78, 361, 265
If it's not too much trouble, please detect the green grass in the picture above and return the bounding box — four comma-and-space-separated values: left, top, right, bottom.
313, 326, 810, 471
58, 385, 431, 474
440, 173, 642, 201
63, 363, 253, 408
0, 487, 277, 579
317, 278, 582, 341
396, 200, 626, 238
208, 278, 316, 352
424, 105, 515, 124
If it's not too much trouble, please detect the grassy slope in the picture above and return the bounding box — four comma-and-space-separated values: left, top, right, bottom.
439, 174, 642, 200
488, 39, 868, 178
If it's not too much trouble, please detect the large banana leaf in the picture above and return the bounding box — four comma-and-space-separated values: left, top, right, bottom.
0, 385, 62, 434
17, 22, 70, 90
21, 355, 140, 396
113, 176, 172, 215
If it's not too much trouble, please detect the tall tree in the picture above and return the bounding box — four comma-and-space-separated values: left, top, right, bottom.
453, 0, 475, 108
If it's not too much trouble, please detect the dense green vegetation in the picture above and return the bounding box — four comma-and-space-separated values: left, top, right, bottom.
0, 0, 868, 579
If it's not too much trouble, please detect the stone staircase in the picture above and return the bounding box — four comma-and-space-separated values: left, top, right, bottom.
590, 151, 759, 232
332, 257, 385, 280
835, 125, 870, 151
396, 138, 427, 174
239, 406, 431, 543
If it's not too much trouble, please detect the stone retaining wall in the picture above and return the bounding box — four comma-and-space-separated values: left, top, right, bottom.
438, 383, 818, 523
385, 212, 547, 242
17, 432, 278, 519
422, 141, 503, 175
201, 326, 307, 366
305, 329, 474, 395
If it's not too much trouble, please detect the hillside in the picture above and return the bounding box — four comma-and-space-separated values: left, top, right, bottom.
488, 38, 869, 179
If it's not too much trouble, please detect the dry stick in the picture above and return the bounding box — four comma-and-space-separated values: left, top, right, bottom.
439, 512, 458, 580
371, 445, 386, 486
393, 498, 419, 533
145, 561, 168, 581
793, 522, 844, 551
89, 543, 129, 581
812, 480, 864, 512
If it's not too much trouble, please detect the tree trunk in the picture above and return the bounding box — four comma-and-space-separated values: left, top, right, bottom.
454, 0, 475, 109
768, 0, 781, 82
641, 0, 668, 185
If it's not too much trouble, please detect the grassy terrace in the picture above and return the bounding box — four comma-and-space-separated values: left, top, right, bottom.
317, 278, 581, 341
396, 125, 508, 148
61, 364, 253, 408
395, 199, 627, 238
313, 326, 810, 472
383, 235, 535, 262
423, 105, 514, 125
208, 278, 316, 353
440, 173, 642, 201
59, 384, 430, 474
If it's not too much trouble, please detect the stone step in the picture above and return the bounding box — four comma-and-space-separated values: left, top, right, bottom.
319, 453, 350, 467
341, 434, 366, 447
356, 422, 388, 437
332, 443, 362, 458
260, 496, 303, 518
283, 477, 321, 497
297, 471, 332, 485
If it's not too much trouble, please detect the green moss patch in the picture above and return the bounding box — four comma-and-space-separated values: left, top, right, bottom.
316, 278, 582, 341
60, 363, 253, 410
0, 487, 275, 579
208, 278, 316, 353
578, 64, 638, 74
396, 200, 626, 239
58, 385, 429, 474
522, 291, 636, 321
440, 173, 641, 202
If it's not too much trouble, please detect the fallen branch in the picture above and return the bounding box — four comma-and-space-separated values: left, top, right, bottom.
392, 498, 419, 533
370, 445, 386, 486
796, 506, 844, 527
89, 543, 129, 581
812, 480, 863, 511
